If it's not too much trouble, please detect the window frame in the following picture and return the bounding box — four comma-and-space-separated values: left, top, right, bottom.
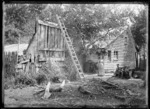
114, 51, 118, 61
108, 50, 111, 61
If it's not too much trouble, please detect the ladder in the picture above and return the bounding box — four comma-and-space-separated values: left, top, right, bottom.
56, 15, 84, 79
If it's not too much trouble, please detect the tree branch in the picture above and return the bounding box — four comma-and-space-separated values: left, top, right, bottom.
86, 28, 112, 49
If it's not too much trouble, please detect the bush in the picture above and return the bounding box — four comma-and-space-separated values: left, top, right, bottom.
35, 73, 48, 85
64, 55, 78, 81
14, 72, 35, 86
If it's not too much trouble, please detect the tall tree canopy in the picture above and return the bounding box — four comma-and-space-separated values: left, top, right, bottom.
4, 3, 147, 54
130, 7, 147, 53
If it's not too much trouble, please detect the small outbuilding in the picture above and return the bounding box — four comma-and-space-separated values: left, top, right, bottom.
85, 26, 137, 73
25, 19, 66, 63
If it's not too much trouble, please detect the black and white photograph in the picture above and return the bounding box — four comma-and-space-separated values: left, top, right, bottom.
3, 3, 148, 108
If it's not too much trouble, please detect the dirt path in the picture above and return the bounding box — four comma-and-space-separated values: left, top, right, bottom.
4, 76, 147, 108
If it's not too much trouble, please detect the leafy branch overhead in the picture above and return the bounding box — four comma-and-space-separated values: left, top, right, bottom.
4, 4, 147, 54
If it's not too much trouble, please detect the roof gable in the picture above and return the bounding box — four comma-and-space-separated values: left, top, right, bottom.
26, 19, 60, 53
37, 19, 60, 28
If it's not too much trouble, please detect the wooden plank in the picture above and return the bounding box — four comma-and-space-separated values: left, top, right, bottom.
60, 30, 63, 58
56, 29, 59, 49
38, 24, 41, 49
62, 32, 66, 58
51, 28, 55, 48
47, 26, 49, 48
57, 29, 61, 49
44, 25, 47, 48
39, 48, 65, 51
60, 30, 63, 49
49, 27, 52, 49
37, 19, 60, 28
55, 28, 58, 48
50, 57, 65, 61
40, 25, 45, 49
51, 51, 54, 57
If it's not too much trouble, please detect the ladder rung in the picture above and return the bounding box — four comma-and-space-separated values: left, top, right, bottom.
65, 35, 69, 37
69, 49, 74, 52
72, 53, 76, 56
75, 61, 79, 64
77, 66, 81, 69
68, 42, 72, 45
66, 37, 71, 40
66, 38, 70, 41
79, 72, 84, 75
73, 57, 77, 60
68, 43, 72, 46
66, 41, 72, 44
76, 65, 80, 68
78, 70, 82, 72
69, 46, 74, 49
79, 74, 84, 76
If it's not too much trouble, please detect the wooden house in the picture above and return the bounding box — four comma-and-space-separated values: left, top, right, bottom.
25, 19, 66, 63
85, 26, 137, 73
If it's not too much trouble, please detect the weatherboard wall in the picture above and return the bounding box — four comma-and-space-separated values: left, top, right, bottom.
104, 29, 136, 72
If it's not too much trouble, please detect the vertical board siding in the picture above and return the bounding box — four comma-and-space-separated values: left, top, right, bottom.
51, 28, 55, 48
54, 28, 56, 48
55, 28, 58, 58
44, 25, 47, 48
40, 25, 45, 49
62, 32, 65, 58
47, 27, 49, 48
49, 27, 52, 49
60, 30, 63, 49
48, 27, 52, 57
28, 22, 66, 60
57, 29, 61, 49
38, 24, 41, 49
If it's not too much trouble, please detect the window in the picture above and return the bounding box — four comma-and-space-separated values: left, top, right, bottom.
114, 51, 118, 60
108, 50, 111, 61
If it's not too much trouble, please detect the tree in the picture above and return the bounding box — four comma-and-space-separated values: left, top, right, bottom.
130, 6, 147, 70
131, 8, 147, 52
4, 4, 46, 44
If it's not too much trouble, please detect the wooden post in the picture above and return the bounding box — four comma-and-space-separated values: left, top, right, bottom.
17, 34, 20, 63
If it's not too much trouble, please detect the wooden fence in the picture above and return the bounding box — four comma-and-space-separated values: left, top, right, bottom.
4, 52, 18, 78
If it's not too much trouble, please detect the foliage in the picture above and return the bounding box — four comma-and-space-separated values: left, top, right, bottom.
14, 72, 36, 86
131, 8, 147, 52
64, 53, 78, 81
4, 4, 46, 44
4, 4, 147, 56
34, 73, 47, 85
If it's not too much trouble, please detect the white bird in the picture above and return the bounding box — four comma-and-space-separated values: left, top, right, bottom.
60, 80, 66, 89
43, 81, 52, 99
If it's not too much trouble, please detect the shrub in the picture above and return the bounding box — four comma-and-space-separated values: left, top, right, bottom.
35, 73, 48, 85
64, 55, 78, 81
14, 72, 35, 86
